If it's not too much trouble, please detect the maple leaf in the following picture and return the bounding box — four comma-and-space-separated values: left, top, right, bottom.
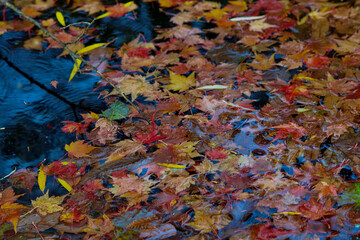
247, 53, 275, 70
195, 159, 220, 174
203, 8, 228, 22
110, 75, 154, 101
298, 197, 335, 220
60, 208, 86, 224
9, 169, 37, 192
109, 173, 151, 196
88, 118, 119, 145
100, 100, 130, 120
65, 140, 97, 158
0, 202, 28, 233
62, 121, 90, 136
206, 148, 229, 159
0, 188, 28, 233
249, 18, 276, 32
313, 181, 338, 199
75, 1, 105, 15
272, 122, 307, 143
252, 222, 293, 240
81, 179, 104, 192
276, 84, 310, 103
134, 116, 167, 144
305, 55, 331, 69
31, 191, 65, 216
187, 208, 232, 233
161, 172, 196, 193
165, 71, 196, 92
82, 215, 115, 239
45, 161, 85, 180
106, 2, 138, 18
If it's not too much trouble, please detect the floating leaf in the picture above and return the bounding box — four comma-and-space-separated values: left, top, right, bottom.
65, 140, 97, 158
31, 191, 65, 216
230, 15, 265, 21
69, 59, 82, 82
95, 12, 111, 20
57, 178, 73, 192
77, 43, 108, 54
196, 85, 228, 90
165, 71, 195, 92
56, 11, 66, 26
38, 165, 46, 192
157, 163, 187, 169
100, 100, 130, 120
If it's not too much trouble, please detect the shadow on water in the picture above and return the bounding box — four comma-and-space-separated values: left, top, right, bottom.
0, 0, 157, 177
0, 34, 105, 177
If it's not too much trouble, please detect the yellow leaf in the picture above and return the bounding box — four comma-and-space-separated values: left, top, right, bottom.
95, 12, 111, 20
77, 43, 108, 54
31, 191, 65, 216
1, 202, 28, 233
56, 11, 66, 27
57, 178, 73, 192
249, 18, 276, 32
69, 59, 82, 82
273, 212, 302, 215
157, 163, 186, 169
65, 140, 97, 158
124, 1, 134, 8
38, 165, 46, 192
165, 71, 195, 92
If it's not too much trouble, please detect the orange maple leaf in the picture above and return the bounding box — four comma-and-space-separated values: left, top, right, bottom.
0, 188, 28, 233
272, 122, 307, 143
106, 2, 137, 18
276, 84, 310, 103
65, 140, 97, 158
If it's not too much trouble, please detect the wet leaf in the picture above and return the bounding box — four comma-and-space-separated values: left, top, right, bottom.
31, 191, 65, 216
65, 140, 97, 158
99, 100, 130, 120
55, 11, 65, 26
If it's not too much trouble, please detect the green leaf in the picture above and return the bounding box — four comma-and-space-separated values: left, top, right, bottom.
100, 100, 130, 120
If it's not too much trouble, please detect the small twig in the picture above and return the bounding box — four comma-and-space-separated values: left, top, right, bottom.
0, 0, 149, 123
20, 207, 38, 218
32, 221, 45, 240
65, 18, 96, 44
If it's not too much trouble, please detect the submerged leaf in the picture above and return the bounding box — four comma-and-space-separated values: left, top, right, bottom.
100, 100, 130, 120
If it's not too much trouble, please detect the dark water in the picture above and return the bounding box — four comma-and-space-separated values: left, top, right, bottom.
0, 1, 156, 177
0, 32, 104, 176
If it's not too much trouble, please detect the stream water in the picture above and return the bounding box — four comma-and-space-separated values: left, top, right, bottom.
0, 1, 156, 177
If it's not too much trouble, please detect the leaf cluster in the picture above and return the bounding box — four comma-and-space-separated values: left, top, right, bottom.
1, 0, 360, 239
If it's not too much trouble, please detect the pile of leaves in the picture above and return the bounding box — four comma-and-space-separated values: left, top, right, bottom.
1, 0, 360, 239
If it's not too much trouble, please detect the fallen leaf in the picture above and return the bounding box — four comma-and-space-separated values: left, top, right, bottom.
31, 191, 65, 216
65, 140, 97, 158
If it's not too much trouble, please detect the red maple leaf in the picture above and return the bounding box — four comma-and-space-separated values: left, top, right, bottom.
206, 148, 228, 159
134, 114, 167, 144
252, 222, 293, 240
298, 197, 335, 220
62, 120, 90, 136
272, 122, 307, 143
127, 47, 151, 58
276, 84, 310, 103
45, 161, 86, 180
305, 55, 331, 69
